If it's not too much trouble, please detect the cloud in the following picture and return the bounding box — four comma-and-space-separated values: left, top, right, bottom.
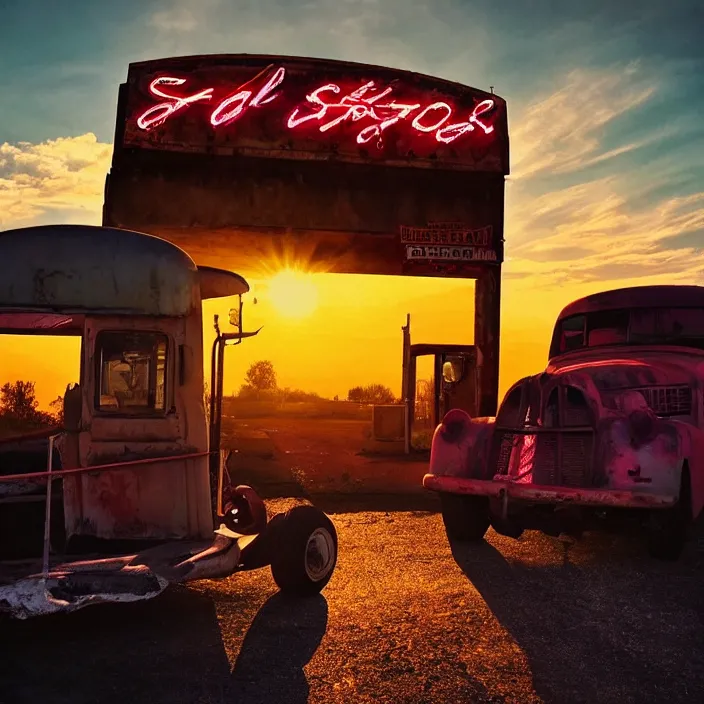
0, 133, 111, 229
505, 178, 704, 290
132, 0, 495, 90
148, 7, 198, 33
510, 63, 656, 180
501, 62, 704, 300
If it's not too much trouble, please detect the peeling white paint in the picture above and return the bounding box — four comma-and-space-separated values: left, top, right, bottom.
0, 568, 168, 620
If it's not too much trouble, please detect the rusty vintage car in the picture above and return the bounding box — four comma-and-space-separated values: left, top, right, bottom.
0, 224, 338, 619
424, 285, 704, 560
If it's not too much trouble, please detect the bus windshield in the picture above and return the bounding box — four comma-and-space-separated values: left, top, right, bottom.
551, 307, 704, 357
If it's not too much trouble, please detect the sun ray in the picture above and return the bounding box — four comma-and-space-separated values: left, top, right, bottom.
266, 268, 319, 319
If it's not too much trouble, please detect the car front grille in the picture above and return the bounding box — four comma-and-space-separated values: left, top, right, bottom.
632, 385, 691, 416
492, 429, 593, 487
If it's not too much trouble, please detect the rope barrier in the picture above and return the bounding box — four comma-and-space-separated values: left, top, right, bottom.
0, 451, 212, 484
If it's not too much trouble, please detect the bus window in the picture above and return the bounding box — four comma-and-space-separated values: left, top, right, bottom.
95, 331, 168, 413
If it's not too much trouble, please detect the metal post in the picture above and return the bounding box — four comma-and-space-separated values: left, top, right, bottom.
402, 314, 411, 455
406, 354, 417, 455
216, 448, 230, 517
433, 353, 443, 427
42, 435, 58, 580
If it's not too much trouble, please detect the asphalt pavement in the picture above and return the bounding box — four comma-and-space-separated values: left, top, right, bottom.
1, 497, 703, 704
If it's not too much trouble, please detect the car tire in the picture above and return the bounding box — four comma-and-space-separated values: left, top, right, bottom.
490, 517, 524, 539
270, 505, 338, 596
439, 493, 490, 542
647, 468, 692, 562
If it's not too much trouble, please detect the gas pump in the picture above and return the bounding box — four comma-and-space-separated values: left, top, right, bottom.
401, 315, 483, 454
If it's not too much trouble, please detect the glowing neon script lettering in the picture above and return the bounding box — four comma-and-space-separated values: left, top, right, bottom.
210, 66, 286, 127
287, 82, 496, 145
135, 68, 497, 147
136, 66, 286, 131
137, 77, 213, 130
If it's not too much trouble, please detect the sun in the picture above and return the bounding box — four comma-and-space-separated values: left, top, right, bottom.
267, 269, 319, 319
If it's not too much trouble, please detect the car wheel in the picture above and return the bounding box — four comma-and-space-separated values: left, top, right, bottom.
439, 493, 490, 542
647, 468, 692, 561
270, 505, 338, 596
490, 517, 524, 539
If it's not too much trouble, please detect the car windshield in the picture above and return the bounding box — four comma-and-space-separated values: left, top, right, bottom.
551, 307, 704, 356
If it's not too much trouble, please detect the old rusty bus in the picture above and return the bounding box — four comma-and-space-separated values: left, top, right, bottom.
0, 224, 337, 619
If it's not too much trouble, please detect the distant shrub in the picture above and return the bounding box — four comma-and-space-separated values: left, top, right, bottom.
347, 383, 397, 404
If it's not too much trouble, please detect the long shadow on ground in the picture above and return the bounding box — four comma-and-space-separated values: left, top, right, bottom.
0, 586, 231, 704
0, 586, 328, 704
226, 592, 328, 703
451, 532, 704, 704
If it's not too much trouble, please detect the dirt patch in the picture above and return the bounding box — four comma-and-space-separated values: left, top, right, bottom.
221, 415, 429, 498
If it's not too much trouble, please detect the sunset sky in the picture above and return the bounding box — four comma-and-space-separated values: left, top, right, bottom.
1, 0, 703, 409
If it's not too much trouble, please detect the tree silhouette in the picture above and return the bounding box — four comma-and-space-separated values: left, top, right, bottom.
48, 396, 65, 425
1, 381, 41, 422
244, 360, 277, 392
347, 383, 396, 404
0, 380, 57, 430
347, 386, 364, 402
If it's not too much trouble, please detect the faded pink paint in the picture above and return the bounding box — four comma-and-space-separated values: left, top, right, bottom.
0, 312, 83, 333
423, 474, 677, 508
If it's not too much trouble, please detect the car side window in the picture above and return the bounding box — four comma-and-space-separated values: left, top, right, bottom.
559, 315, 586, 353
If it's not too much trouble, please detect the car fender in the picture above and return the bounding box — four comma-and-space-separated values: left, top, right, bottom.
428, 409, 494, 480
601, 415, 704, 517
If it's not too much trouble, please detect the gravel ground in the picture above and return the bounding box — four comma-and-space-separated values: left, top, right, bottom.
1, 498, 703, 704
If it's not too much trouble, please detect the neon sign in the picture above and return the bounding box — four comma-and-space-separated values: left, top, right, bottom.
210, 66, 286, 127
135, 65, 497, 148
286, 81, 494, 145
137, 77, 213, 130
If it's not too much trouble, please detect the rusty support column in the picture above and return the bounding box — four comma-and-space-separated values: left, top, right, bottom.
474, 266, 501, 417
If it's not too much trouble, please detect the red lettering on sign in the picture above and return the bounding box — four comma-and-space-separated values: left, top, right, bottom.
411, 102, 452, 132
137, 77, 213, 130
211, 90, 251, 126
135, 67, 498, 148
435, 100, 495, 143
250, 66, 286, 107
286, 80, 495, 145
211, 66, 286, 126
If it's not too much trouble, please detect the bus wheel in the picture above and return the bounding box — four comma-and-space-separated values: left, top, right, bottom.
271, 506, 338, 596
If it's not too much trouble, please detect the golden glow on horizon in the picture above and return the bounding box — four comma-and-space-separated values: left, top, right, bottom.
0, 335, 81, 410
267, 269, 319, 319
0, 274, 560, 411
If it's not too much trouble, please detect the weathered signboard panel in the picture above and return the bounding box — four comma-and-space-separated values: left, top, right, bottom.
119, 55, 508, 173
